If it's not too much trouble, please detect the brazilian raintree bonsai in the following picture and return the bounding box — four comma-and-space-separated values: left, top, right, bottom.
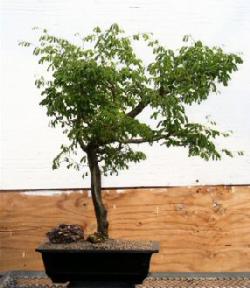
20, 24, 243, 241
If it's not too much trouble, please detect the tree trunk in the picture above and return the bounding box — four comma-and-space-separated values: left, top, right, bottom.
87, 149, 109, 237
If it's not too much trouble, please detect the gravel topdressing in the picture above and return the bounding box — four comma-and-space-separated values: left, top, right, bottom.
37, 239, 159, 252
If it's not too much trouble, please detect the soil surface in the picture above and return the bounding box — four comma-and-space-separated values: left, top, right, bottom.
38, 239, 159, 251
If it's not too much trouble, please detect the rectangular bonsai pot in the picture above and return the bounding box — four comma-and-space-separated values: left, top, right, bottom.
36, 240, 159, 284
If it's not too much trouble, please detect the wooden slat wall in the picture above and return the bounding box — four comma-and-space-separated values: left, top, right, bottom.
0, 186, 250, 272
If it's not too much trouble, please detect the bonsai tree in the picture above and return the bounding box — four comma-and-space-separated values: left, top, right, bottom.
20, 24, 243, 239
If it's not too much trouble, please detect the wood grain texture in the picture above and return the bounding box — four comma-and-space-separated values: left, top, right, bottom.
0, 186, 250, 272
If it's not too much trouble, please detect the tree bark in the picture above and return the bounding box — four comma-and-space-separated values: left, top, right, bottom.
87, 149, 109, 237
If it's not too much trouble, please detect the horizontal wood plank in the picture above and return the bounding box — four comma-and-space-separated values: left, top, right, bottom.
0, 186, 250, 272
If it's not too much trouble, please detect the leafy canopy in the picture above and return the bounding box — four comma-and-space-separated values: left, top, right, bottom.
20, 24, 243, 176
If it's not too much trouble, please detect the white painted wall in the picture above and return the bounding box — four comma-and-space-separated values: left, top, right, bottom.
1, 0, 250, 189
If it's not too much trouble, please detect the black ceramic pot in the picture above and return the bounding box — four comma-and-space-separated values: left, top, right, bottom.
36, 241, 159, 286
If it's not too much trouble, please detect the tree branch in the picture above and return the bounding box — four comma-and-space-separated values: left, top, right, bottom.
126, 81, 165, 119
123, 133, 171, 144
78, 139, 87, 151
75, 111, 88, 151
126, 101, 148, 118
